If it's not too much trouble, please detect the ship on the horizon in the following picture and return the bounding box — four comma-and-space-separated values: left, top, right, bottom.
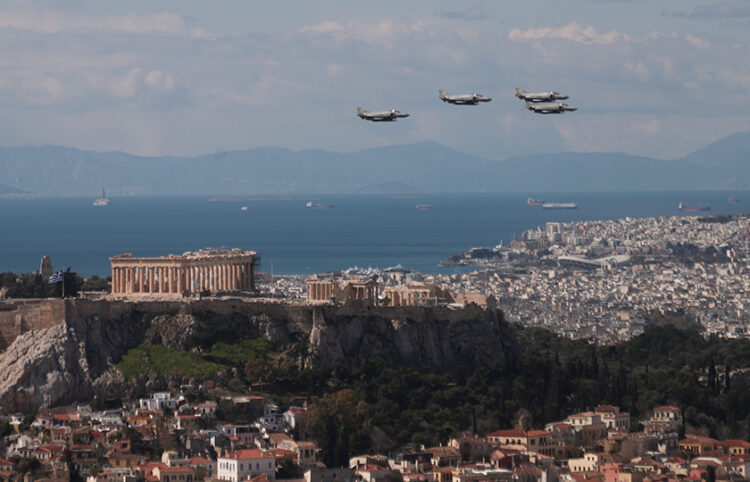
527, 197, 544, 206
305, 200, 334, 209
729, 196, 740, 205
416, 203, 432, 210
542, 202, 577, 209
93, 189, 109, 206
678, 202, 710, 212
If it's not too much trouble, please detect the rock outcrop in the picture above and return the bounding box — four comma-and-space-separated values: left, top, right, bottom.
0, 299, 516, 412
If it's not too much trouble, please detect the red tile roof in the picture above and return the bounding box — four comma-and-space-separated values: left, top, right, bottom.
721, 439, 750, 447
53, 413, 80, 421
224, 449, 269, 460
159, 467, 194, 474
190, 457, 212, 464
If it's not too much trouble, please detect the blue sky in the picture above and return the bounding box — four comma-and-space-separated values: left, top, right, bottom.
1, 0, 749, 159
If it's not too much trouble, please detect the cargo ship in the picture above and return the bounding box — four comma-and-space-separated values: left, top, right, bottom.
416, 204, 432, 210
729, 196, 740, 205
305, 201, 334, 209
542, 202, 577, 209
678, 202, 710, 212
527, 197, 544, 206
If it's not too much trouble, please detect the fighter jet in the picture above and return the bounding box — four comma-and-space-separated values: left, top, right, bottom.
515, 88, 569, 103
525, 101, 577, 114
438, 90, 492, 105
357, 107, 409, 122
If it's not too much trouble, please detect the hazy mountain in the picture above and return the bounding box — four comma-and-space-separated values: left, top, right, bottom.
0, 132, 748, 195
353, 181, 419, 194
678, 131, 750, 189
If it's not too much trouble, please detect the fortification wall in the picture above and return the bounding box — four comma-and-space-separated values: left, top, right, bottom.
0, 298, 498, 352
0, 299, 66, 349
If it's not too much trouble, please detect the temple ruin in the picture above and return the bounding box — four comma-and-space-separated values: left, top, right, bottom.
110, 248, 257, 297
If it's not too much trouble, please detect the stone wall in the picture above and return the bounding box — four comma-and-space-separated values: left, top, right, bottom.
0, 299, 67, 349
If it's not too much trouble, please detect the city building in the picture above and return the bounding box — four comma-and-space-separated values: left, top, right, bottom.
217, 449, 276, 482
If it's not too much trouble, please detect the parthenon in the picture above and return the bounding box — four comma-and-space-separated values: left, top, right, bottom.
110, 248, 257, 297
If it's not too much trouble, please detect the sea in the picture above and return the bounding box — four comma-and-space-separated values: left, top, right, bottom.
0, 191, 747, 277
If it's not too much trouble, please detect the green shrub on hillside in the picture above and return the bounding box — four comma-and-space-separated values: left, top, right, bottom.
207, 338, 272, 364
118, 344, 226, 379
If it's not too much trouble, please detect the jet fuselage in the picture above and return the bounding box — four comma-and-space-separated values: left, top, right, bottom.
515, 88, 569, 103
439, 90, 492, 105
525, 101, 577, 114
357, 107, 409, 122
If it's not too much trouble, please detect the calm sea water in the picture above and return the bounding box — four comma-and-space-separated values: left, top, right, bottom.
0, 192, 747, 277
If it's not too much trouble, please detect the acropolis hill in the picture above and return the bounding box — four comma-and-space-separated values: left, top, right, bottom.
0, 297, 514, 412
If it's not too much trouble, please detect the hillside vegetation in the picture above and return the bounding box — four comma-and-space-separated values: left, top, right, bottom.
112, 316, 750, 467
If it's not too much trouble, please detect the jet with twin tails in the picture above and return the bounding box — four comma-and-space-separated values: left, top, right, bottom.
525, 101, 577, 114
357, 107, 410, 122
438, 90, 492, 105
515, 88, 569, 103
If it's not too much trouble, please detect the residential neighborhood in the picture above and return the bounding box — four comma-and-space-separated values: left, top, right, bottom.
1, 387, 749, 481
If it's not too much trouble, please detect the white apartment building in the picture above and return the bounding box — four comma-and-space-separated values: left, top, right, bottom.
217, 449, 276, 482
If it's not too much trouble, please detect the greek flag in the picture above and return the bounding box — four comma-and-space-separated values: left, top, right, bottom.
48, 270, 63, 284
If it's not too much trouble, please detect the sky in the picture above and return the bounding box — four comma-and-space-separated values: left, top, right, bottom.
1, 0, 750, 160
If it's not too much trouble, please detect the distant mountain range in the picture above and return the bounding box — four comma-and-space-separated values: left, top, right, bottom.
1, 131, 749, 196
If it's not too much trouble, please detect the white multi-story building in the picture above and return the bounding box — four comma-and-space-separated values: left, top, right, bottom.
217, 449, 276, 482
139, 392, 183, 411
594, 405, 631, 433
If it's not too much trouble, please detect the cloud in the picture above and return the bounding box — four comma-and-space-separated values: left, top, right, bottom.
0, 9, 211, 37
509, 23, 632, 44
437, 5, 487, 21
674, 1, 750, 19
686, 35, 711, 49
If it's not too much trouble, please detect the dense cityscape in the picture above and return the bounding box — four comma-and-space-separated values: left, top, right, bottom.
269, 214, 750, 343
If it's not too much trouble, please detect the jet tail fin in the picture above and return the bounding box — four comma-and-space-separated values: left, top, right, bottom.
357, 107, 366, 115
515, 88, 526, 98
525, 101, 534, 110
439, 89, 449, 99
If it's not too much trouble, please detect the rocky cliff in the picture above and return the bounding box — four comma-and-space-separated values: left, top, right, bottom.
0, 299, 516, 412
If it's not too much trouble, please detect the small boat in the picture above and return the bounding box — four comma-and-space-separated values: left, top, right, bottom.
729, 196, 740, 205
93, 189, 109, 206
305, 201, 334, 209
240, 206, 248, 211
416, 204, 432, 210
527, 197, 544, 206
